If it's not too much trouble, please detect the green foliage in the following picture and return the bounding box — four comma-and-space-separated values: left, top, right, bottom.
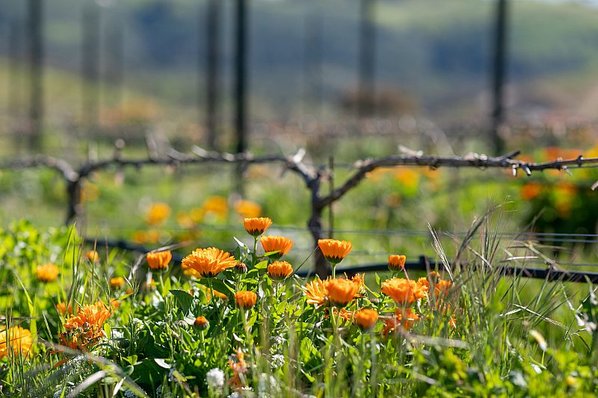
0, 218, 596, 397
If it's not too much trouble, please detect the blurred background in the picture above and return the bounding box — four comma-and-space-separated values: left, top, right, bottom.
1, 0, 598, 269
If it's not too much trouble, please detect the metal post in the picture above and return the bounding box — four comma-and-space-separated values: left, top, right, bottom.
82, 0, 101, 132
27, 0, 44, 151
234, 0, 248, 155
205, 0, 221, 150
304, 11, 323, 115
358, 0, 376, 118
491, 0, 508, 155
107, 14, 124, 107
9, 19, 22, 149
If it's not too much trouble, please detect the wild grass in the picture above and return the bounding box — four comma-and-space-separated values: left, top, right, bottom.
0, 214, 596, 397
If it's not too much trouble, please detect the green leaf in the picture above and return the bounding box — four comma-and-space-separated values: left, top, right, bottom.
170, 289, 194, 315
198, 278, 233, 298
254, 260, 268, 270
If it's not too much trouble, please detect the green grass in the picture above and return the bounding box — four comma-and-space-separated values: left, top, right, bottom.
0, 215, 596, 397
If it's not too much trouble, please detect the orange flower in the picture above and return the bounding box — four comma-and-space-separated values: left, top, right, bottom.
243, 217, 272, 236
388, 254, 406, 271
416, 277, 430, 295
194, 316, 209, 329
56, 302, 73, 316
325, 278, 360, 307
267, 261, 294, 280
110, 299, 120, 309
304, 276, 362, 307
395, 308, 420, 330
229, 348, 248, 388
351, 273, 365, 290
235, 291, 257, 309
36, 263, 59, 283
383, 308, 420, 335
146, 250, 172, 270
382, 317, 399, 336
521, 182, 543, 201
381, 278, 427, 305
0, 326, 33, 359
145, 202, 171, 225
318, 239, 352, 264
339, 308, 354, 321
60, 302, 111, 350
260, 236, 293, 258
304, 277, 329, 307
354, 309, 378, 330
236, 200, 262, 218
86, 250, 100, 263
181, 247, 237, 278
434, 279, 453, 297
203, 196, 228, 219
109, 276, 125, 289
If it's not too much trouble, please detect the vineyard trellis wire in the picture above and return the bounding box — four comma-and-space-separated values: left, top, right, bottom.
2, 139, 598, 278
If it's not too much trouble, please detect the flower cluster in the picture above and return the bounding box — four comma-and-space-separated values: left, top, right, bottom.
59, 301, 111, 350
305, 274, 364, 307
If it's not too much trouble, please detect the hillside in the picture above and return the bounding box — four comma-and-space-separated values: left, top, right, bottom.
2, 0, 598, 127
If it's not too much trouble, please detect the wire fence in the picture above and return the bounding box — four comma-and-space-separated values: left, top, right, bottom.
1, 140, 595, 280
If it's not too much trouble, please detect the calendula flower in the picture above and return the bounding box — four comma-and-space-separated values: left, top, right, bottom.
56, 302, 73, 316
383, 308, 420, 336
235, 291, 257, 309
235, 262, 248, 274
181, 247, 237, 278
395, 308, 420, 331
86, 250, 100, 263
267, 261, 294, 280
146, 250, 172, 270
145, 202, 171, 225
388, 254, 406, 271
0, 326, 33, 359
339, 308, 354, 321
354, 309, 379, 330
194, 316, 209, 330
434, 279, 453, 297
304, 277, 328, 307
326, 278, 360, 307
318, 239, 352, 264
110, 299, 120, 309
243, 217, 272, 236
416, 277, 430, 293
229, 349, 248, 388
60, 301, 111, 350
260, 236, 293, 259
36, 263, 59, 283
521, 182, 543, 201
203, 196, 228, 219
381, 277, 427, 305
236, 200, 262, 218
304, 275, 362, 307
109, 276, 125, 289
